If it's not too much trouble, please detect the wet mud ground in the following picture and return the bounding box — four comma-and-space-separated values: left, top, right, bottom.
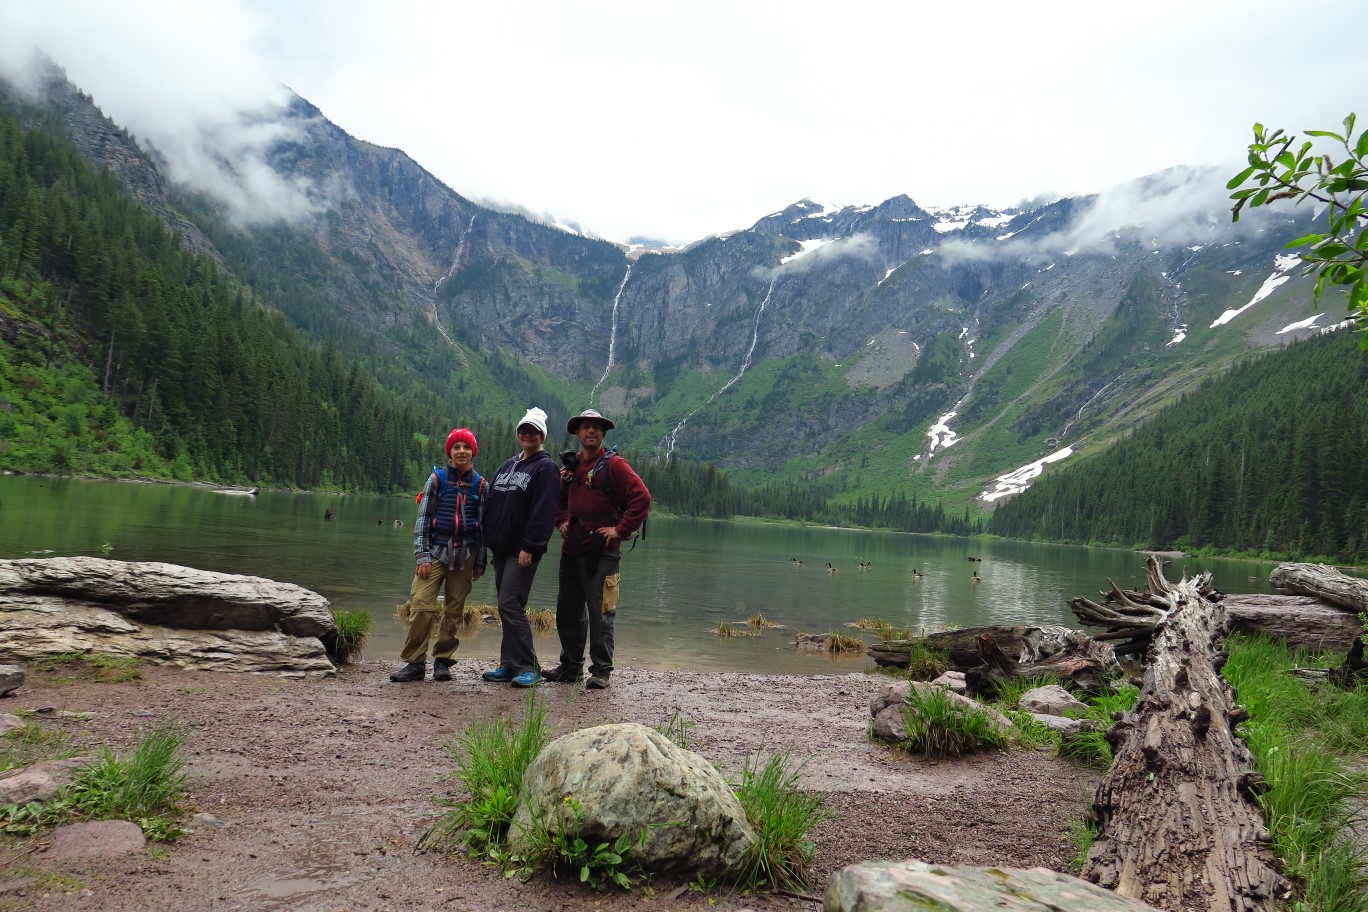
4, 660, 1099, 911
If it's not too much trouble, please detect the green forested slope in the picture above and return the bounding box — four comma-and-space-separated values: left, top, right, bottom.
0, 113, 425, 490
988, 330, 1368, 561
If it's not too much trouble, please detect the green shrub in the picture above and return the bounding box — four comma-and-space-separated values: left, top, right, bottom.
330, 609, 373, 664
901, 686, 1010, 758
732, 751, 832, 893
901, 642, 950, 681
422, 694, 548, 858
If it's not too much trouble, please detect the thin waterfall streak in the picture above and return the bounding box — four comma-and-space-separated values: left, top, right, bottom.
431, 216, 476, 347
590, 264, 632, 403
658, 275, 778, 460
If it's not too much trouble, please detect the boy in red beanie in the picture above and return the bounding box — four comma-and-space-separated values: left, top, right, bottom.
391, 428, 486, 682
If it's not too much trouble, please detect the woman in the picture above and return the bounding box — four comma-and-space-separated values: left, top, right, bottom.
479, 407, 560, 687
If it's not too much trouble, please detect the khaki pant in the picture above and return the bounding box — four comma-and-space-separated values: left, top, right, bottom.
398, 551, 474, 664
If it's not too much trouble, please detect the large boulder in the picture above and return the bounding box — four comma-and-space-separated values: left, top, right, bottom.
825, 860, 1162, 912
0, 558, 335, 676
511, 722, 756, 878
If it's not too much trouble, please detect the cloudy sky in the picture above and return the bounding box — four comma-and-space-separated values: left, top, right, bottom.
2, 0, 1360, 244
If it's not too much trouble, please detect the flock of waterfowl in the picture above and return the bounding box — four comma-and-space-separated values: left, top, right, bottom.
790, 556, 984, 581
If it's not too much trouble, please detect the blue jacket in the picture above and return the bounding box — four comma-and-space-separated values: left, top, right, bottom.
414, 465, 487, 575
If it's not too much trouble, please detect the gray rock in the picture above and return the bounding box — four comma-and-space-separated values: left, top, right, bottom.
43, 820, 146, 861
0, 713, 22, 735
1019, 684, 1087, 717
511, 722, 756, 877
0, 558, 335, 676
0, 664, 22, 696
824, 860, 1162, 912
1028, 713, 1088, 736
0, 768, 57, 804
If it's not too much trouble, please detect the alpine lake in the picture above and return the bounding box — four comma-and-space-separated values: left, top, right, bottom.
0, 475, 1283, 674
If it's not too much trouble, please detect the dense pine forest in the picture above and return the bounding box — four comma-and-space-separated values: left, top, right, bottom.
988, 330, 1368, 562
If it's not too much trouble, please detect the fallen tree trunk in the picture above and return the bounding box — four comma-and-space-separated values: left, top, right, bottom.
965, 630, 1116, 697
868, 625, 1105, 673
1267, 563, 1368, 683
1222, 594, 1362, 651
1269, 562, 1368, 611
1081, 557, 1286, 911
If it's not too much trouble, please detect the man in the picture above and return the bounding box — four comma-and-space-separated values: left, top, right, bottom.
543, 409, 651, 689
390, 428, 485, 683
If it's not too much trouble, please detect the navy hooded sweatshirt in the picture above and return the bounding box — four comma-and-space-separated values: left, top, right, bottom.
482, 448, 559, 558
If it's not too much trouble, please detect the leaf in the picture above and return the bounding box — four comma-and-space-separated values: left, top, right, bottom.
1306, 129, 1346, 143
1227, 166, 1258, 189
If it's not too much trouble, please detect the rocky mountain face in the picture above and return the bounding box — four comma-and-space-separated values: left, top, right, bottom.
5, 66, 1336, 506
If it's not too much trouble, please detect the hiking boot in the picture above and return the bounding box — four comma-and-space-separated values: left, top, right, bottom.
481, 665, 513, 683
432, 659, 453, 682
541, 664, 582, 684
585, 672, 611, 690
389, 661, 426, 683
511, 670, 542, 688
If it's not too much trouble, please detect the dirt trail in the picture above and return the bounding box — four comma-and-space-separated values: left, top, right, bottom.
3, 660, 1098, 911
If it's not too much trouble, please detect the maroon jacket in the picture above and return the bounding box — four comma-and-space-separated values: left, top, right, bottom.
556, 450, 651, 556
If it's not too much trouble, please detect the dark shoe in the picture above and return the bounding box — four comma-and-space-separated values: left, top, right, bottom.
511, 670, 542, 688
585, 672, 611, 690
432, 659, 453, 682
481, 665, 513, 683
541, 664, 582, 684
389, 661, 426, 683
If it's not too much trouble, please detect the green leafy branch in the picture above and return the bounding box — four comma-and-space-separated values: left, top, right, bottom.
1228, 113, 1368, 338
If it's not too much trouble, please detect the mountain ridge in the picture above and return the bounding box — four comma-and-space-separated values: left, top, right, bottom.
0, 60, 1342, 513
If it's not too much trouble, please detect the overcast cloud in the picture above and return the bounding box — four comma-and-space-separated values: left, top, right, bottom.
1, 0, 1359, 244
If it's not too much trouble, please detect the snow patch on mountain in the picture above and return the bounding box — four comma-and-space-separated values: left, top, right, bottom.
1210, 254, 1301, 328
979, 447, 1075, 502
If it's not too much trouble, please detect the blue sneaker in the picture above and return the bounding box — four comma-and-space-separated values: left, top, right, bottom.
510, 670, 542, 688
481, 666, 513, 683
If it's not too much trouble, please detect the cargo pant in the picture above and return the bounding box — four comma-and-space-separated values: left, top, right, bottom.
398, 550, 474, 664
555, 549, 621, 676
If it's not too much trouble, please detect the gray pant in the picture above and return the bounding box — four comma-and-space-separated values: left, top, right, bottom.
493, 552, 541, 675
556, 549, 621, 676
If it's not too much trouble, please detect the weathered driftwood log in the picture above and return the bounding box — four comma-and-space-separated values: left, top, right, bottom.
868, 624, 1094, 671
1269, 562, 1368, 610
1081, 557, 1286, 912
1222, 594, 1363, 651
1267, 563, 1368, 683
965, 630, 1116, 697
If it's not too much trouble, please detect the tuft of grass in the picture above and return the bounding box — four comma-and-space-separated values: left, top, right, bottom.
460, 602, 495, 625
654, 712, 694, 750
990, 674, 1060, 711
900, 686, 1011, 758
527, 607, 556, 631
1, 724, 76, 773
731, 751, 833, 893
715, 622, 736, 638
823, 631, 866, 654
1067, 812, 1098, 874
900, 642, 950, 681
89, 654, 142, 683
330, 609, 373, 664
422, 693, 548, 858
29, 653, 87, 673
747, 612, 780, 629
62, 724, 189, 840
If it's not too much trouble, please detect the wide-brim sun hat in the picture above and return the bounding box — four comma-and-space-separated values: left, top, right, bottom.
566, 408, 615, 434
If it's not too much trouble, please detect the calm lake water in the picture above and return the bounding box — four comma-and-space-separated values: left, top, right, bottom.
0, 475, 1283, 674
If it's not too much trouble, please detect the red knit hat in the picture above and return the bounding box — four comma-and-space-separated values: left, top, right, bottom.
445, 428, 478, 458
